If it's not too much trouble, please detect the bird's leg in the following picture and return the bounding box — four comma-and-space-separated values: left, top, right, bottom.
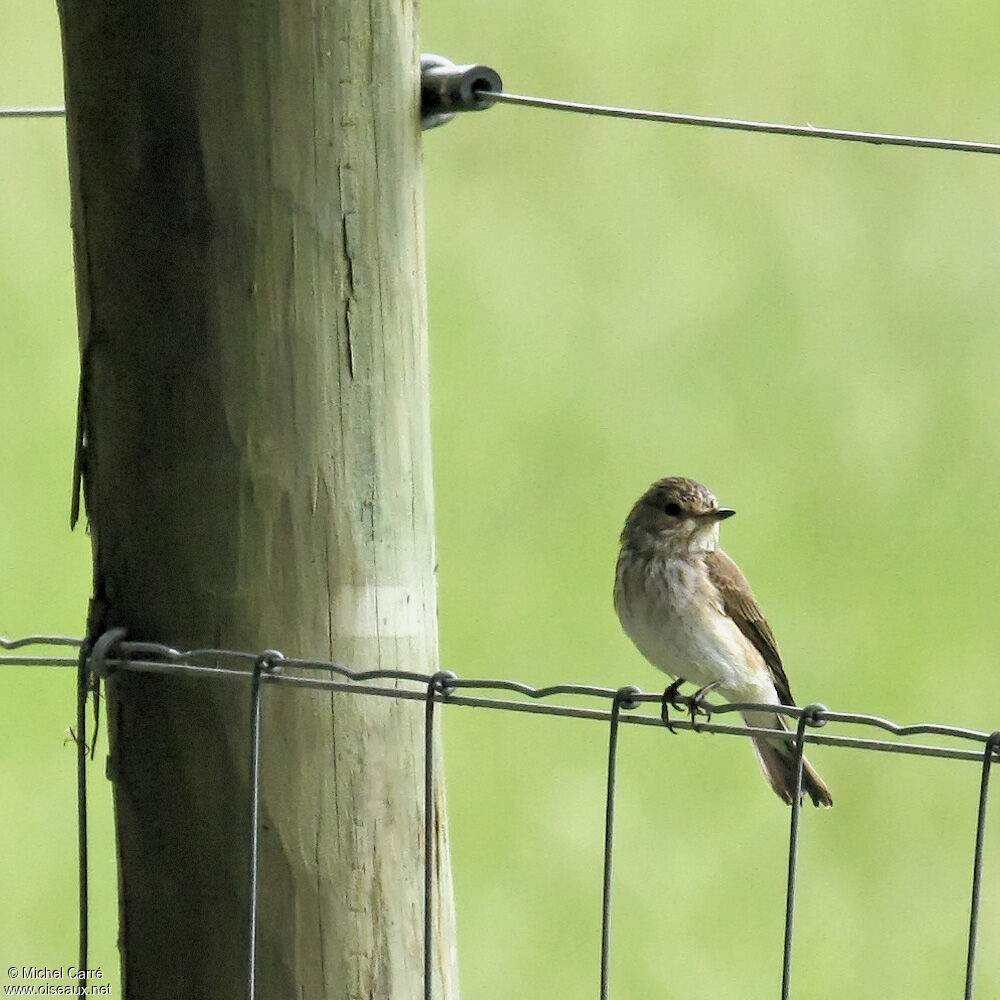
664, 677, 687, 708
689, 681, 722, 731
660, 678, 687, 734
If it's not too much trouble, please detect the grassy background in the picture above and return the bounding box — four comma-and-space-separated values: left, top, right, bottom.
2, 1, 999, 996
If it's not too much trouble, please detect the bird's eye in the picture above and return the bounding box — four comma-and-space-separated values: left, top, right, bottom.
663, 502, 682, 517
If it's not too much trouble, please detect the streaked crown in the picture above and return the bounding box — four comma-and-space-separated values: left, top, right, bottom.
620, 476, 734, 551
638, 477, 721, 517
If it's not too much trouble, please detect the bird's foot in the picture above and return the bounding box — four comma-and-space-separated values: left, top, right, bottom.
660, 678, 687, 734
689, 681, 722, 732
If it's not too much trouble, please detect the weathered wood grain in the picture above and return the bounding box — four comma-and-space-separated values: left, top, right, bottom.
57, 0, 457, 995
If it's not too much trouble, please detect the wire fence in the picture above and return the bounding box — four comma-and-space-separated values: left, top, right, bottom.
2, 632, 998, 1000
483, 91, 1000, 156
3, 54, 1000, 1000
5, 84, 1000, 155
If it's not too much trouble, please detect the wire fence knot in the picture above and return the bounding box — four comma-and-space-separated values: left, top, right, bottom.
253, 649, 285, 677
801, 703, 829, 729
88, 627, 128, 679
613, 684, 641, 712
427, 670, 458, 700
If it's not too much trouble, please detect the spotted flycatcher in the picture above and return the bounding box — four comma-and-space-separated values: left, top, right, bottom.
614, 477, 833, 807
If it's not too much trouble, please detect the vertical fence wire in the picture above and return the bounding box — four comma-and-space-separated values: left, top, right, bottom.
247, 658, 264, 1000
78, 627, 126, 980
964, 731, 1000, 1000
425, 672, 456, 1000
424, 679, 437, 1000
599, 686, 639, 1000
75, 637, 91, 978
247, 651, 283, 1000
780, 706, 823, 1000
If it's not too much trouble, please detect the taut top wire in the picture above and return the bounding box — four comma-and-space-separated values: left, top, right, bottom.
481, 91, 1000, 156
4, 55, 1000, 155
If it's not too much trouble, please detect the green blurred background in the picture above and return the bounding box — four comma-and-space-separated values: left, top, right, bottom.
3, 1, 999, 996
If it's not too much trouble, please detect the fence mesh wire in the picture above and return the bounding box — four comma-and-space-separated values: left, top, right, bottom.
2, 632, 998, 999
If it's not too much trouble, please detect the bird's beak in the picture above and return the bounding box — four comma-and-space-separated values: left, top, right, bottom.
712, 508, 736, 520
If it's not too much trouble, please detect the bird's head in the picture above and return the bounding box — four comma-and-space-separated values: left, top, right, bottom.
621, 477, 735, 556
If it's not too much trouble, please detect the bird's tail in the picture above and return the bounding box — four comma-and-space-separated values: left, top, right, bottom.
743, 711, 833, 808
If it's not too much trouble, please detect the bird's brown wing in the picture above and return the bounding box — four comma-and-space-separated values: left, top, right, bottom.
705, 548, 795, 706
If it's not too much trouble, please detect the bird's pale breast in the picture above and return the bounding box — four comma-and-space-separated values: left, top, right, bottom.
614, 549, 772, 700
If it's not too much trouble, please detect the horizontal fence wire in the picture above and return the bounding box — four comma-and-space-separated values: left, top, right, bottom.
5, 93, 1000, 156
3, 632, 999, 999
482, 91, 1000, 156
0, 106, 66, 118
3, 633, 997, 761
